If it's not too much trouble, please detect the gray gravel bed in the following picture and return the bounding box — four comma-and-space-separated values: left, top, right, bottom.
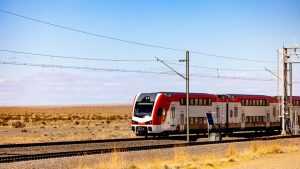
0, 137, 299, 169
0, 139, 184, 157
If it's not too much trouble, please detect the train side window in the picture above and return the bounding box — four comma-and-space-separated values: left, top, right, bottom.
203, 99, 206, 105
230, 110, 233, 118
273, 106, 276, 118
180, 98, 185, 105
195, 98, 199, 105
234, 107, 238, 117
190, 98, 194, 106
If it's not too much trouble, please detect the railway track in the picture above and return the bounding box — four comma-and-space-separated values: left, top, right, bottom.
0, 135, 299, 163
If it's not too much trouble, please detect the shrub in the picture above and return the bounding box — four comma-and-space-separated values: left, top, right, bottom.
10, 120, 26, 128
21, 129, 28, 133
74, 121, 80, 125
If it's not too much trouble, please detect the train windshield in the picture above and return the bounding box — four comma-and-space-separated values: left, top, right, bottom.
134, 103, 154, 117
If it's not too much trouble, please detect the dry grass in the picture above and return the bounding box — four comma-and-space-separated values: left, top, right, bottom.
75, 141, 299, 169
0, 105, 133, 144
0, 105, 131, 125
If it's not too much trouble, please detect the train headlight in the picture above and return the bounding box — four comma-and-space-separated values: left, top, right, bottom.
145, 121, 152, 125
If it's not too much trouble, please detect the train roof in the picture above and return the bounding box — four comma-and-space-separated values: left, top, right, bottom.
140, 92, 300, 100
225, 94, 273, 98
158, 92, 217, 97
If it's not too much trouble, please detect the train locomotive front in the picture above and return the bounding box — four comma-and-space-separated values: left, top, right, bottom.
131, 92, 172, 137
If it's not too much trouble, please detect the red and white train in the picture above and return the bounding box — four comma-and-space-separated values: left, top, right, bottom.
131, 92, 300, 137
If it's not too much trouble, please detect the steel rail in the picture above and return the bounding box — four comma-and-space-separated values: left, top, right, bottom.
0, 138, 145, 148
0, 135, 299, 163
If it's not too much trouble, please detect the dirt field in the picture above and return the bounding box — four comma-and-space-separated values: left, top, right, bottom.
0, 105, 134, 144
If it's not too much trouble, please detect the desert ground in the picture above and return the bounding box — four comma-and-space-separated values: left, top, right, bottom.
0, 105, 134, 144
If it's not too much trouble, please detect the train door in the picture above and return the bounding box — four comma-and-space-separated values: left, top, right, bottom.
226, 102, 229, 130
216, 106, 220, 125
266, 113, 271, 127
241, 111, 245, 129
180, 113, 185, 130
293, 111, 299, 134
170, 106, 176, 127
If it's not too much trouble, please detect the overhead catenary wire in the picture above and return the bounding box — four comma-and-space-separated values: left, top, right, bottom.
0, 60, 286, 82
0, 9, 275, 63
0, 61, 172, 75
167, 61, 267, 72
0, 49, 158, 63
0, 49, 269, 72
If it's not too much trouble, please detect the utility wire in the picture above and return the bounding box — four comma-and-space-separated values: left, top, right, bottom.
0, 9, 275, 63
0, 61, 283, 82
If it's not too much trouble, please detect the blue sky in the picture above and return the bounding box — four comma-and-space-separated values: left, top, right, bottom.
0, 0, 299, 105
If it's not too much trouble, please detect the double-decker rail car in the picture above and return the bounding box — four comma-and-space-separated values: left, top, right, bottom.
131, 92, 300, 137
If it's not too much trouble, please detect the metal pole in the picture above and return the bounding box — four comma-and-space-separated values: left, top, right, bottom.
289, 63, 293, 134
281, 48, 287, 135
186, 50, 190, 142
